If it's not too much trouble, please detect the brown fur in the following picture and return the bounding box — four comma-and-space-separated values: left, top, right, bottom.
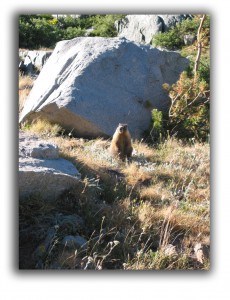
109, 123, 133, 160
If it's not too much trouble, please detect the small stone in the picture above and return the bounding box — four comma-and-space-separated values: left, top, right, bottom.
62, 235, 88, 249
163, 244, 178, 256
194, 243, 206, 264
184, 34, 196, 46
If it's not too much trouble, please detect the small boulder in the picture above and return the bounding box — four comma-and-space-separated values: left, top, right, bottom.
19, 131, 81, 201
194, 243, 209, 264
19, 50, 52, 75
162, 244, 178, 256
62, 235, 88, 249
184, 34, 196, 46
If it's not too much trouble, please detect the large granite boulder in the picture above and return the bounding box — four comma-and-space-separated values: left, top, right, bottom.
19, 131, 81, 201
115, 14, 192, 44
115, 15, 163, 44
19, 37, 189, 139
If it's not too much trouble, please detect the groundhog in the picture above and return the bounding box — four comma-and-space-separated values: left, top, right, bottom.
109, 123, 133, 161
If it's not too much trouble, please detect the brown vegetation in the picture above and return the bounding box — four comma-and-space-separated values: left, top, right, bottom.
18, 73, 34, 113
20, 118, 210, 270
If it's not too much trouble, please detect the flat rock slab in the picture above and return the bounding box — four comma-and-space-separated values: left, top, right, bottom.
19, 132, 59, 159
19, 131, 81, 201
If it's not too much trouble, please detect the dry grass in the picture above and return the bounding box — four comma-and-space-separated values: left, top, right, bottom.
19, 73, 34, 90
24, 119, 63, 137
20, 119, 210, 270
18, 73, 35, 113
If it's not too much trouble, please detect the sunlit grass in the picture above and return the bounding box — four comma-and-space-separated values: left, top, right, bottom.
19, 120, 210, 270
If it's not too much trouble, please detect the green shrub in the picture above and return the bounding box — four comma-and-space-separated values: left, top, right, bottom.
152, 15, 210, 141
62, 27, 86, 40
56, 15, 94, 30
152, 109, 163, 133
153, 29, 184, 50
152, 15, 210, 51
19, 15, 61, 49
19, 14, 125, 49
149, 109, 165, 142
89, 14, 125, 37
165, 72, 210, 141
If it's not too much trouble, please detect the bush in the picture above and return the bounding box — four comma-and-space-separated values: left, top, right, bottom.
19, 14, 125, 49
89, 15, 125, 37
164, 72, 210, 141
152, 15, 210, 51
153, 28, 184, 50
56, 15, 94, 30
19, 15, 61, 49
152, 15, 210, 141
62, 27, 86, 40
150, 109, 164, 142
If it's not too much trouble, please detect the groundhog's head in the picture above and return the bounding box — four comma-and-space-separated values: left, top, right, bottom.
117, 123, 128, 133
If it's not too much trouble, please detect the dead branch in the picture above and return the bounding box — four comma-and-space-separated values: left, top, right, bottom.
194, 15, 206, 78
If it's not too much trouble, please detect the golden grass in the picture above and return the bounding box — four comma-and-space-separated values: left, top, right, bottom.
18, 73, 35, 113
19, 121, 210, 270
22, 119, 63, 137
140, 183, 171, 204
19, 89, 30, 113
132, 140, 155, 159
19, 73, 34, 90
122, 162, 153, 186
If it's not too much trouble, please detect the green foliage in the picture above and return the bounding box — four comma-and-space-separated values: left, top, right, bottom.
62, 27, 86, 40
152, 109, 163, 133
165, 72, 210, 141
149, 109, 166, 143
180, 16, 210, 83
89, 15, 124, 37
184, 54, 210, 84
56, 15, 94, 30
19, 14, 125, 49
153, 29, 183, 50
152, 15, 210, 141
152, 15, 210, 51
19, 15, 61, 49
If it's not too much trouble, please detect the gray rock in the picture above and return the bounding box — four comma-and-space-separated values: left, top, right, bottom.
30, 143, 59, 159
19, 60, 27, 74
33, 227, 57, 260
116, 14, 192, 44
19, 37, 189, 139
194, 243, 209, 264
19, 50, 52, 74
115, 15, 163, 44
55, 213, 84, 232
162, 244, 178, 256
27, 50, 52, 71
62, 235, 88, 249
184, 34, 196, 45
23, 56, 34, 74
84, 27, 94, 36
19, 133, 59, 159
159, 15, 192, 32
19, 131, 81, 201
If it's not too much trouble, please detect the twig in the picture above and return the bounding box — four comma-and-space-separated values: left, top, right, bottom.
194, 15, 206, 78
